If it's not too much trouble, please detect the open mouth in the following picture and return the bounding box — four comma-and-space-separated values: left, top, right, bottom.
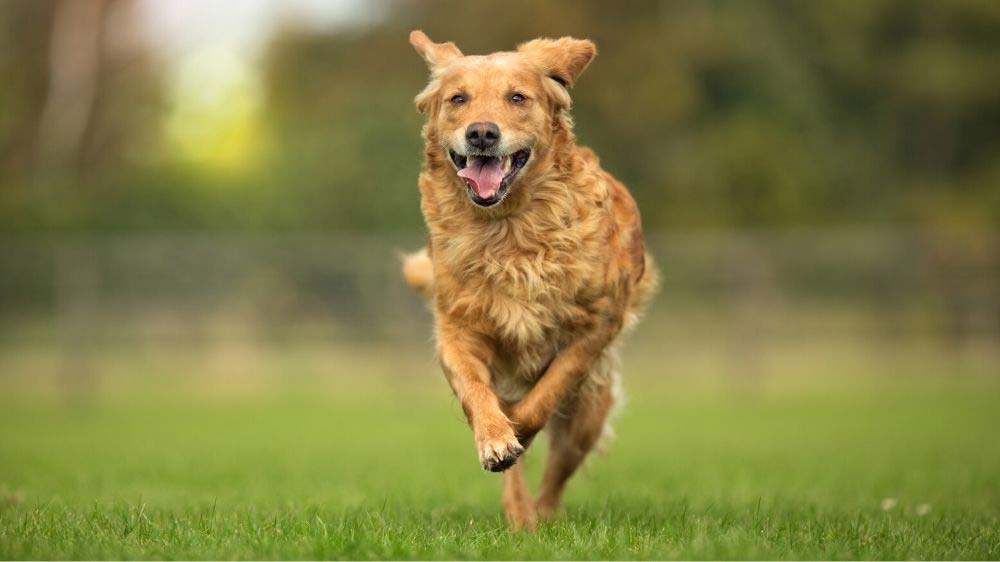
449, 149, 531, 208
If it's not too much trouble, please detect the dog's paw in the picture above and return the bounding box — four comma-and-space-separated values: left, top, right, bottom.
477, 434, 524, 472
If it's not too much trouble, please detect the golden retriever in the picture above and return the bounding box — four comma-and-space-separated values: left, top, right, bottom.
401, 30, 657, 530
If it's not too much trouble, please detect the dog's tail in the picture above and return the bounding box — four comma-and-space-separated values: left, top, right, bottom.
400, 247, 434, 299
623, 252, 660, 332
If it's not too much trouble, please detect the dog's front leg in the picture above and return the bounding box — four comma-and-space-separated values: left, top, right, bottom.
438, 323, 523, 472
505, 302, 624, 443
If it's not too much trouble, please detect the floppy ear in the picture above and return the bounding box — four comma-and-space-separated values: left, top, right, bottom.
410, 31, 463, 114
409, 30, 463, 69
517, 37, 597, 88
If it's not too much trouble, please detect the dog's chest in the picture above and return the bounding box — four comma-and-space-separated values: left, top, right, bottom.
431, 202, 606, 396
478, 246, 589, 338
470, 251, 594, 396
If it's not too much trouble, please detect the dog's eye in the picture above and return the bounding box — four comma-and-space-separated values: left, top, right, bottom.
509, 93, 526, 104
449, 94, 466, 105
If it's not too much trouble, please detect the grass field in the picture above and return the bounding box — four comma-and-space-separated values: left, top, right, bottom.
1, 345, 999, 559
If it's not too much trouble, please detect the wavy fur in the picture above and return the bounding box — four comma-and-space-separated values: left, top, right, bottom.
403, 31, 658, 530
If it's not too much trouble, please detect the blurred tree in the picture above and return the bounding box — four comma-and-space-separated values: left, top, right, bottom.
0, 0, 997, 232
0, 2, 54, 184
0, 0, 164, 230
35, 0, 110, 178
257, 0, 1000, 231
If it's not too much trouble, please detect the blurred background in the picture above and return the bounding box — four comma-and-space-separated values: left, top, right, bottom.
2, 5, 999, 558
1, 0, 998, 396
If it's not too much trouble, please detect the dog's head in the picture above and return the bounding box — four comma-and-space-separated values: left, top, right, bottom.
410, 31, 596, 210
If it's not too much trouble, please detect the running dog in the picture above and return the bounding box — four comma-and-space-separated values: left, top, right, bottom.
402, 30, 657, 530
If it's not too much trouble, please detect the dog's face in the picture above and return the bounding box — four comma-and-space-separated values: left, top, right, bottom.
410, 31, 595, 209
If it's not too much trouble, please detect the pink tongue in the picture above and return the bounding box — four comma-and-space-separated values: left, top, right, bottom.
458, 157, 505, 199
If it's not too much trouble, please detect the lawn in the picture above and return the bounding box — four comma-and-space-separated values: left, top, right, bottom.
1, 346, 998, 559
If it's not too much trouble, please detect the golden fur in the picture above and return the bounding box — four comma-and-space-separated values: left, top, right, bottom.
403, 30, 657, 529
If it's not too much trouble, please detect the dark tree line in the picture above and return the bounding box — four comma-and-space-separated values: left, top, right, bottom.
1, 0, 997, 232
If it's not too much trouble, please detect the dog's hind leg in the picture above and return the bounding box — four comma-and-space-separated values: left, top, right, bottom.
536, 371, 616, 520
501, 458, 536, 530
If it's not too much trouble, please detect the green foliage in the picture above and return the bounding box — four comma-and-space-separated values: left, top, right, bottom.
1, 1, 998, 232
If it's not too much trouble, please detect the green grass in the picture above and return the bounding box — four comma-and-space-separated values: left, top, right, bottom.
1, 351, 999, 559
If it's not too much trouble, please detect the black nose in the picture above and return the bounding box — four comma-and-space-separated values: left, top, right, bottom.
465, 122, 500, 150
